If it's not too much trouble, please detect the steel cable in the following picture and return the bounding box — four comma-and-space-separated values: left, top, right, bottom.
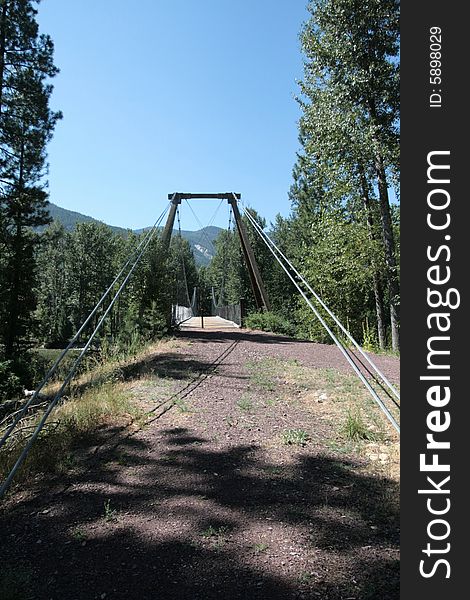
240, 200, 400, 402
217, 206, 233, 307
0, 203, 170, 498
185, 198, 223, 257
241, 203, 400, 434
0, 203, 171, 452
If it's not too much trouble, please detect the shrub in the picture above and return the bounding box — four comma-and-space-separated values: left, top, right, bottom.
245, 311, 295, 337
0, 361, 22, 401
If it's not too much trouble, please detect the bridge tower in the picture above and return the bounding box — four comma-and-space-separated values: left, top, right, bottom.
162, 193, 270, 312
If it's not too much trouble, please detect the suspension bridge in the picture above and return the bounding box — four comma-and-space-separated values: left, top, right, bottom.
0, 192, 400, 500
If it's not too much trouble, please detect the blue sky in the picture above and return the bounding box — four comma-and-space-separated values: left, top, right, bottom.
37, 0, 309, 231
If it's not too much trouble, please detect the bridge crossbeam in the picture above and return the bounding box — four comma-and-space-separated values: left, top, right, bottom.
162, 192, 270, 312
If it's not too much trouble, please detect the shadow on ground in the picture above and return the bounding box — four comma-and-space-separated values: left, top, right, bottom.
68, 338, 245, 402
0, 425, 399, 600
177, 329, 312, 345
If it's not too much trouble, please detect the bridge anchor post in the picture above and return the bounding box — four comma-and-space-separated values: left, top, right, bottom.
228, 196, 270, 312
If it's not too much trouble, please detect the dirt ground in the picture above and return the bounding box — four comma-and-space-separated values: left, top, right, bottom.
0, 329, 400, 600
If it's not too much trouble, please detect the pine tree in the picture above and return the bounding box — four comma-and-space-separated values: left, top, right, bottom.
0, 0, 61, 357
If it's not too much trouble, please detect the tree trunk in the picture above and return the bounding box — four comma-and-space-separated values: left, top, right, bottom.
359, 167, 386, 349
4, 220, 21, 357
4, 137, 25, 357
367, 97, 400, 351
374, 153, 400, 351
0, 0, 7, 113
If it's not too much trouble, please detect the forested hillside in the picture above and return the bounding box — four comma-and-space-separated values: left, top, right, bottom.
44, 202, 222, 266
43, 202, 127, 235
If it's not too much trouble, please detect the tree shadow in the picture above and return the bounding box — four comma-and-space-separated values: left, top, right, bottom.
178, 329, 312, 345
0, 426, 399, 600
67, 337, 245, 403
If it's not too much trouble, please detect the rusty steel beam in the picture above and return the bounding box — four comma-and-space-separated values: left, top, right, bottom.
228, 195, 270, 312
161, 193, 182, 249
168, 192, 241, 201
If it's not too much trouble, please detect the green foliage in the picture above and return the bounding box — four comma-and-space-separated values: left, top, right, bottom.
71, 527, 87, 542
204, 209, 276, 313
0, 380, 141, 486
0, 360, 22, 401
362, 318, 379, 352
0, 214, 198, 398
33, 222, 195, 351
0, 348, 76, 401
292, 209, 381, 344
342, 408, 376, 442
203, 227, 245, 311
282, 0, 400, 350
245, 311, 295, 337
0, 0, 62, 358
200, 525, 229, 538
168, 235, 199, 307
103, 499, 118, 523
236, 395, 254, 412
282, 429, 309, 446
173, 398, 191, 413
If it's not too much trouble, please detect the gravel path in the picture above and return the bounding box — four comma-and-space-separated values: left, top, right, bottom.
0, 329, 400, 600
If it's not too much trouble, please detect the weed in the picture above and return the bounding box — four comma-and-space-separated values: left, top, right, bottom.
71, 527, 87, 542
250, 371, 276, 392
253, 542, 269, 553
236, 395, 253, 412
244, 312, 295, 336
173, 398, 191, 413
59, 384, 139, 434
245, 358, 282, 393
201, 525, 229, 538
282, 428, 309, 446
103, 499, 118, 523
212, 538, 226, 551
299, 571, 314, 584
361, 318, 378, 352
327, 439, 355, 454
342, 409, 376, 441
265, 396, 279, 406
324, 368, 340, 385
0, 382, 142, 489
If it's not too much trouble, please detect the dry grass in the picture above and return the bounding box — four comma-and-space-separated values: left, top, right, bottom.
261, 358, 400, 481
43, 337, 181, 397
0, 338, 184, 493
0, 382, 141, 490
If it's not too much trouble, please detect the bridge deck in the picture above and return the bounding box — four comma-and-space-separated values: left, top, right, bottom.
179, 315, 239, 330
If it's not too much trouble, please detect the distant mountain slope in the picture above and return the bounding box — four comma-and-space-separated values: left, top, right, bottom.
45, 202, 128, 235
44, 202, 221, 266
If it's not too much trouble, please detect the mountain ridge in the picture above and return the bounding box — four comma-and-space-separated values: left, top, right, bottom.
44, 202, 222, 266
